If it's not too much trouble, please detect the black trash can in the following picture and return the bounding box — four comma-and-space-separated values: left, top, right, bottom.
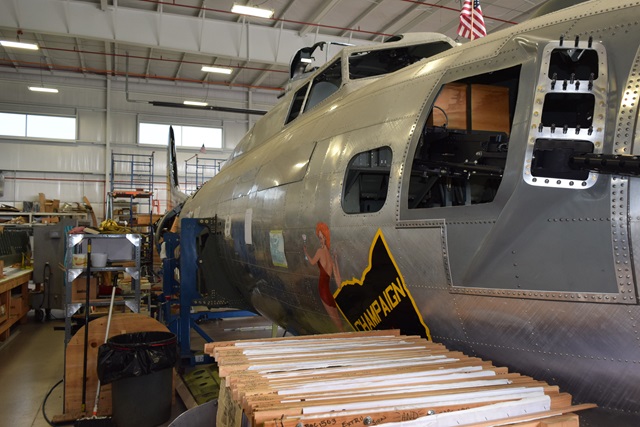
98, 331, 178, 427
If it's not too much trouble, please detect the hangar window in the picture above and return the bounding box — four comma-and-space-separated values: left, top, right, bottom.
408, 65, 521, 208
0, 112, 76, 140
138, 122, 222, 149
342, 146, 392, 214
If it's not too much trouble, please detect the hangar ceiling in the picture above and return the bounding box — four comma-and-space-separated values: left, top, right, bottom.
0, 0, 548, 98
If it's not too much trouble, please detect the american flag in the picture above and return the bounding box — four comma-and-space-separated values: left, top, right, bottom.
457, 0, 487, 40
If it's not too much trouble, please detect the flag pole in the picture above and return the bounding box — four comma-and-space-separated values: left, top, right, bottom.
471, 2, 475, 41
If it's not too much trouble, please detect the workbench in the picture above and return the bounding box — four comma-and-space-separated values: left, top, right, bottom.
0, 268, 32, 341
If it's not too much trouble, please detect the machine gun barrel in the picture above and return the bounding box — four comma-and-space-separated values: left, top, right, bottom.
419, 161, 504, 177
570, 153, 640, 177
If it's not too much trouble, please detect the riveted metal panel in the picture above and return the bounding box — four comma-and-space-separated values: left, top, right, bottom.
452, 293, 640, 412
524, 40, 607, 189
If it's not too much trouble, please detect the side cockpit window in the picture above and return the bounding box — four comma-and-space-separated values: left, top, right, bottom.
343, 146, 392, 214
306, 60, 342, 111
285, 82, 310, 125
408, 65, 521, 209
285, 59, 342, 125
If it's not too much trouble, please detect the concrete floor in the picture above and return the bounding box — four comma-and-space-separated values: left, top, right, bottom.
0, 309, 278, 427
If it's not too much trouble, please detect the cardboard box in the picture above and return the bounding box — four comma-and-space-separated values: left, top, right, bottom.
0, 303, 7, 323
71, 277, 97, 302
136, 214, 162, 226
9, 295, 24, 319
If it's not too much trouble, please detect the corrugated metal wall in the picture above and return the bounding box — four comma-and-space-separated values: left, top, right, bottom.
0, 74, 277, 221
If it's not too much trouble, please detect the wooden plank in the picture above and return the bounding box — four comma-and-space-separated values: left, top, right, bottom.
540, 414, 580, 427
463, 405, 593, 427
208, 331, 594, 427
176, 374, 198, 410
205, 329, 402, 355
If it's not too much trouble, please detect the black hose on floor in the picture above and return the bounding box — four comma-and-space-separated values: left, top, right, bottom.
42, 378, 71, 426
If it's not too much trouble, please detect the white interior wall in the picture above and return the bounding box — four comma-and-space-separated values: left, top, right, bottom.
0, 72, 277, 221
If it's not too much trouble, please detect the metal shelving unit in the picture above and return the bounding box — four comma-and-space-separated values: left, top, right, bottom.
183, 155, 223, 194
108, 152, 155, 278
0, 211, 88, 224
63, 233, 141, 344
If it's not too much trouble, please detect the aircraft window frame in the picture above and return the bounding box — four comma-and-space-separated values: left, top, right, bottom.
348, 42, 453, 80
285, 82, 311, 125
342, 146, 393, 214
523, 40, 607, 189
304, 59, 342, 112
406, 65, 521, 210
285, 58, 343, 125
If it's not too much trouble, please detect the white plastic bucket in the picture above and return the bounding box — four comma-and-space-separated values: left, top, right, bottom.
91, 252, 108, 267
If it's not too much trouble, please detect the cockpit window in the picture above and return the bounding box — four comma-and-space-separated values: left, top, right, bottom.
285, 59, 342, 125
343, 146, 393, 214
408, 65, 521, 209
285, 82, 310, 125
305, 59, 342, 112
349, 42, 452, 80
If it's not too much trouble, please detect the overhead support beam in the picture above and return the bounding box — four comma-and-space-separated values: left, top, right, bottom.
75, 37, 87, 76
339, 0, 386, 38
174, 52, 186, 80
114, 42, 119, 76
104, 41, 112, 74
273, 0, 296, 26
392, 8, 436, 36
0, 45, 19, 70
251, 64, 279, 88
145, 47, 153, 81
34, 33, 54, 71
374, 2, 422, 42
0, 0, 369, 69
230, 60, 249, 85
298, 0, 342, 37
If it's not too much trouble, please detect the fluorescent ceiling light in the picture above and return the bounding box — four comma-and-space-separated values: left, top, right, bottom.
28, 86, 59, 93
1, 40, 39, 50
231, 4, 274, 19
184, 100, 208, 107
201, 66, 233, 75
300, 58, 313, 63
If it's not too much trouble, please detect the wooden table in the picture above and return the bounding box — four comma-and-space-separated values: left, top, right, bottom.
0, 268, 32, 341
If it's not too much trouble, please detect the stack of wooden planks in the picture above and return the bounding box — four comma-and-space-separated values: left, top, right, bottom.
204, 330, 594, 427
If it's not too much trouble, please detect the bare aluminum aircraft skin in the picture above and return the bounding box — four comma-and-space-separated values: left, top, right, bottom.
173, 1, 640, 424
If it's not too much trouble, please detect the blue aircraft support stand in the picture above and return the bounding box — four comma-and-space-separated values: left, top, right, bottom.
161, 217, 255, 364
